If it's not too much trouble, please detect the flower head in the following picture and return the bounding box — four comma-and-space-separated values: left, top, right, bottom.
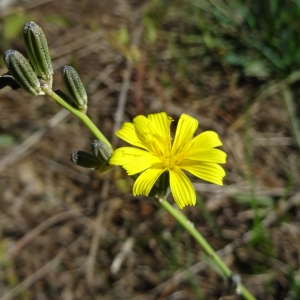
110, 112, 226, 209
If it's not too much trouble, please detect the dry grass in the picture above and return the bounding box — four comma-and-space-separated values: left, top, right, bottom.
0, 1, 299, 300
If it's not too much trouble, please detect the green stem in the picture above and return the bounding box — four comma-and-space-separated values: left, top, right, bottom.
46, 90, 113, 150
157, 197, 256, 300
282, 87, 300, 149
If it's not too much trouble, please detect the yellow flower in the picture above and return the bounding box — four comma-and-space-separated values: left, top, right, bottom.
110, 112, 226, 209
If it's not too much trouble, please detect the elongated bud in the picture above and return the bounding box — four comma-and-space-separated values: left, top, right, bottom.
23, 22, 53, 87
62, 66, 87, 113
71, 151, 105, 169
91, 140, 113, 162
4, 49, 42, 96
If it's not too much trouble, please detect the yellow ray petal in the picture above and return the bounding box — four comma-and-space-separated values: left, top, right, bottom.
172, 114, 198, 156
124, 155, 162, 175
169, 167, 196, 209
109, 147, 149, 166
182, 148, 227, 163
148, 112, 172, 156
180, 163, 225, 185
148, 112, 170, 139
115, 122, 148, 149
133, 115, 155, 153
133, 115, 151, 140
133, 167, 166, 196
188, 131, 223, 154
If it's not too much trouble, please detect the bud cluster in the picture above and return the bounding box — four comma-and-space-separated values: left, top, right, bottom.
1, 22, 53, 95
1, 21, 113, 174
1, 21, 88, 114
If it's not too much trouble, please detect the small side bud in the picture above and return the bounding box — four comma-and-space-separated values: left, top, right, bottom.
71, 151, 104, 169
23, 22, 53, 87
91, 140, 113, 162
62, 66, 88, 113
4, 49, 42, 96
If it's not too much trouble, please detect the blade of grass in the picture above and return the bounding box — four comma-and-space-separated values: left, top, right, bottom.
282, 87, 300, 148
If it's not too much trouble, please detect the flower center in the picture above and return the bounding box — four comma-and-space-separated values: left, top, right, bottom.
162, 155, 176, 169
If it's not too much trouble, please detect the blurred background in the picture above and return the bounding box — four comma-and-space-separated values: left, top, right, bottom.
0, 0, 300, 299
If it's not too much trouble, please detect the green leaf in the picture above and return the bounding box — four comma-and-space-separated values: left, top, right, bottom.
3, 13, 29, 41
0, 134, 15, 147
234, 194, 274, 207
44, 14, 69, 28
244, 60, 271, 79
117, 26, 130, 46
144, 17, 157, 45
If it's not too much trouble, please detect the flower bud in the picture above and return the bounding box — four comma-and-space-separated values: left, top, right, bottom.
70, 151, 105, 169
61, 66, 87, 113
3, 49, 42, 96
91, 140, 113, 162
23, 22, 53, 87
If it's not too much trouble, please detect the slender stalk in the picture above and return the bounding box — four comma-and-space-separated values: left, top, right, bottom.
282, 87, 300, 149
157, 197, 256, 300
46, 90, 113, 150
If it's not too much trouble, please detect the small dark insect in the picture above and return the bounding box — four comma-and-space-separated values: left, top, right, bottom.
0, 72, 21, 90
